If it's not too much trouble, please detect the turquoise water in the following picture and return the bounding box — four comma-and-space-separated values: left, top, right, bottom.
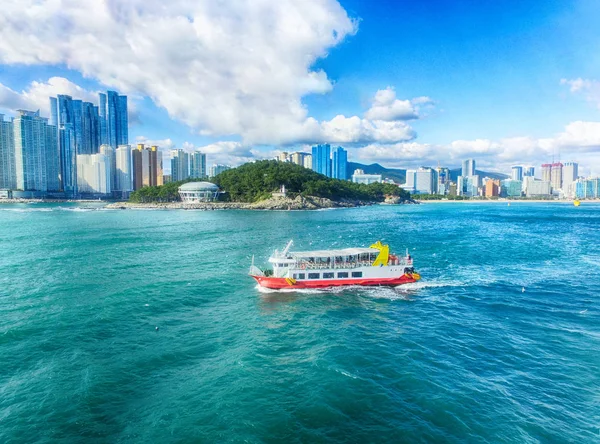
0, 202, 599, 443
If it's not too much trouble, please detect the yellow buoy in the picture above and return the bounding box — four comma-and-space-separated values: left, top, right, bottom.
574, 199, 581, 207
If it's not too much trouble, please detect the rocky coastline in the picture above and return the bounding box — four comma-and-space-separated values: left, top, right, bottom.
105, 195, 416, 210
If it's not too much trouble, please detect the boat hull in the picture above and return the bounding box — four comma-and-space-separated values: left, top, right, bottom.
251, 273, 420, 289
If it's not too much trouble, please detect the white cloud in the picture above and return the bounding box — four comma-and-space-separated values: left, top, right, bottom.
561, 78, 600, 109
364, 87, 419, 121
0, 0, 358, 144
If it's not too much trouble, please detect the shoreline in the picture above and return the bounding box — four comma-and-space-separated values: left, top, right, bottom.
416, 199, 598, 204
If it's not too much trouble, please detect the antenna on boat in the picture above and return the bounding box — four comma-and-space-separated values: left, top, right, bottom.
282, 240, 293, 256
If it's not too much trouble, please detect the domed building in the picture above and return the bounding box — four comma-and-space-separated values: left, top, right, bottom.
178, 181, 220, 202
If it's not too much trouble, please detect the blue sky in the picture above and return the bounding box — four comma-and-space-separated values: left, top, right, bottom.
1, 0, 599, 174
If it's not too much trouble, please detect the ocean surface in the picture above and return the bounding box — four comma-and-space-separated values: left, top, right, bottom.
0, 202, 599, 443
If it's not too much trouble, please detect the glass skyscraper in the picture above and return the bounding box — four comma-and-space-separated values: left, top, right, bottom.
0, 114, 16, 190
99, 93, 108, 145
171, 149, 190, 182
332, 146, 348, 180
462, 159, 476, 177
311, 144, 331, 177
106, 91, 128, 149
190, 151, 207, 178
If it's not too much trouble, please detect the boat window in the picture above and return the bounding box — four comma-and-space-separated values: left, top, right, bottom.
298, 273, 305, 280
337, 272, 348, 278
352, 271, 362, 278
323, 272, 334, 279
308, 273, 320, 279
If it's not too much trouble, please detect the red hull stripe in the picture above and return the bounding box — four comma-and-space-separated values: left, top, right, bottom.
251, 275, 417, 289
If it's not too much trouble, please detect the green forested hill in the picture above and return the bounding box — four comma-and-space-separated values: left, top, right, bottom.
129, 160, 410, 203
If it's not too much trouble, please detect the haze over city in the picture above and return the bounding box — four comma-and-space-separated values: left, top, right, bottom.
1, 0, 599, 175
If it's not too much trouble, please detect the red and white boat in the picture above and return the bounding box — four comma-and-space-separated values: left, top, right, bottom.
249, 240, 420, 289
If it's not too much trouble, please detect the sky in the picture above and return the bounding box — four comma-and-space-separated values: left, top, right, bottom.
1, 0, 600, 176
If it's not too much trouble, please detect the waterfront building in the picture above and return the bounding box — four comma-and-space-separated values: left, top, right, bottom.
49, 97, 58, 127
81, 101, 100, 154
13, 110, 59, 192
501, 179, 523, 197
171, 149, 190, 182
525, 179, 551, 197
0, 114, 16, 190
541, 164, 552, 182
106, 91, 128, 149
485, 179, 500, 197
59, 124, 77, 194
132, 144, 160, 189
99, 145, 116, 191
575, 177, 600, 199
76, 153, 111, 195
550, 163, 563, 190
351, 168, 382, 185
511, 166, 523, 181
414, 167, 438, 194
462, 159, 476, 177
562, 162, 578, 196
403, 169, 416, 193
456, 176, 464, 196
190, 151, 207, 179
524, 166, 535, 177
115, 145, 132, 196
209, 164, 231, 177
312, 144, 331, 177
332, 146, 348, 180
157, 152, 164, 186
436, 167, 450, 194
98, 93, 108, 145
464, 175, 480, 197
178, 181, 219, 202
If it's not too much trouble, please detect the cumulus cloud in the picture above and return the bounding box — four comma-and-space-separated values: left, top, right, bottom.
365, 87, 420, 121
0, 0, 358, 144
561, 78, 600, 109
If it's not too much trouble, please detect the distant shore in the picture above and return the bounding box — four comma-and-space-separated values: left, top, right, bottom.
416, 199, 598, 204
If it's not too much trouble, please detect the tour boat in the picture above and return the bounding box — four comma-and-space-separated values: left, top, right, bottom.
249, 240, 420, 289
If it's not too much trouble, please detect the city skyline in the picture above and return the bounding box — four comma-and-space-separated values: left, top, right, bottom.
0, 1, 599, 175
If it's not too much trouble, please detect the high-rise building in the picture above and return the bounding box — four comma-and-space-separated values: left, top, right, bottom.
501, 179, 523, 197
76, 153, 111, 194
99, 145, 116, 191
106, 91, 128, 149
59, 123, 77, 194
562, 162, 578, 194
541, 164, 552, 182
209, 164, 231, 177
13, 110, 59, 192
171, 149, 190, 182
115, 145, 132, 195
456, 176, 464, 196
550, 163, 563, 190
290, 152, 310, 167
462, 159, 476, 177
81, 102, 100, 154
332, 146, 348, 180
132, 144, 159, 189
303, 154, 312, 169
511, 166, 523, 181
49, 97, 58, 127
485, 179, 500, 197
0, 114, 16, 190
190, 151, 207, 179
98, 93, 108, 145
436, 167, 450, 195
414, 167, 438, 194
312, 144, 331, 177
277, 152, 289, 162
524, 166, 535, 177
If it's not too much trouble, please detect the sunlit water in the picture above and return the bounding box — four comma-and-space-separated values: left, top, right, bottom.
0, 202, 599, 442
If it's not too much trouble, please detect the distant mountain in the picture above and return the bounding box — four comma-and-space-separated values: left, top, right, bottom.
448, 169, 509, 182
347, 162, 406, 184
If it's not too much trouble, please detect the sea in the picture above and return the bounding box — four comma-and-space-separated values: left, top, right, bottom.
0, 202, 599, 443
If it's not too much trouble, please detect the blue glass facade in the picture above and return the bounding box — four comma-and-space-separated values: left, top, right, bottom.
60, 124, 77, 195
332, 146, 347, 180
106, 91, 128, 149
311, 144, 331, 177
98, 93, 108, 145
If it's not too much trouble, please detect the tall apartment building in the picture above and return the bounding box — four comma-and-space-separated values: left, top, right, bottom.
171, 149, 190, 182
511, 166, 523, 181
562, 162, 578, 195
485, 179, 500, 197
541, 164, 552, 182
190, 151, 206, 179
13, 110, 59, 192
132, 144, 160, 190
77, 153, 111, 194
524, 166, 535, 177
209, 164, 231, 177
332, 146, 348, 180
99, 144, 116, 191
0, 114, 16, 190
462, 159, 476, 177
312, 144, 331, 177
115, 145, 132, 195
550, 162, 563, 190
105, 91, 128, 149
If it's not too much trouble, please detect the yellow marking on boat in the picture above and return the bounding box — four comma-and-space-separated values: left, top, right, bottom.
285, 278, 296, 286
370, 241, 389, 267
411, 273, 421, 281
